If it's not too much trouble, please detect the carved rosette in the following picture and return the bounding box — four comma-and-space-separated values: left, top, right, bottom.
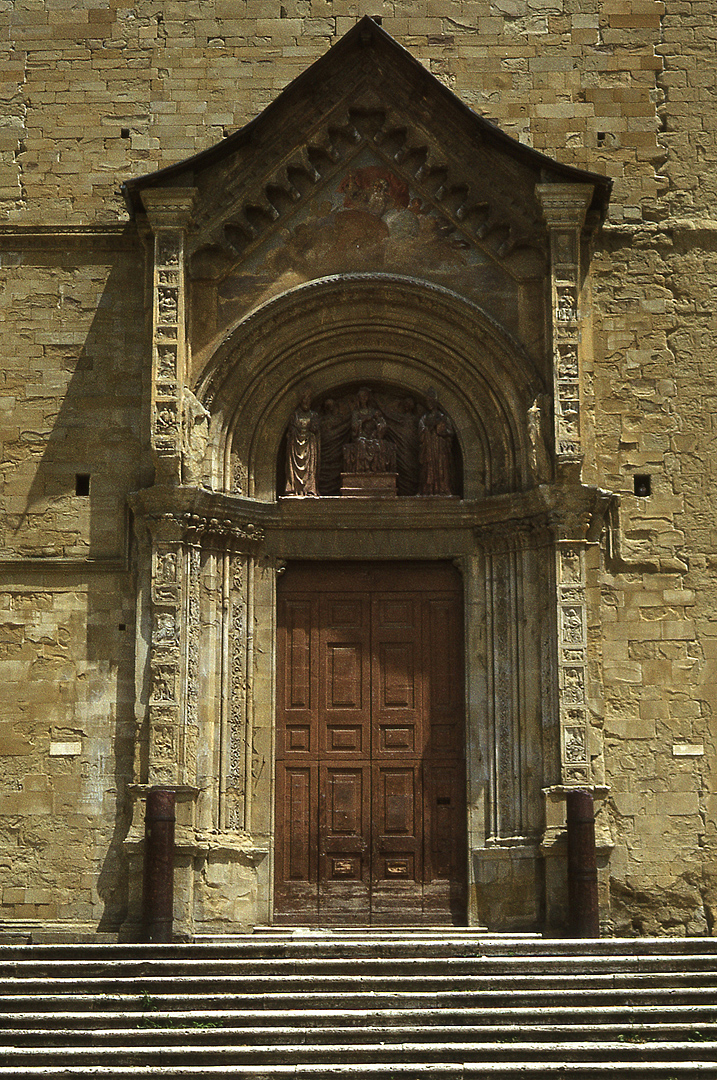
536, 184, 594, 482
141, 187, 197, 485
556, 541, 590, 784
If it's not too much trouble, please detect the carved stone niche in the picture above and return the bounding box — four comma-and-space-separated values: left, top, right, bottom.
279, 383, 463, 498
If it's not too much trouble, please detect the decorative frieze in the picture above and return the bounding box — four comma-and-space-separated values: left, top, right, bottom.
556, 541, 590, 785
226, 553, 248, 831
474, 514, 553, 555
141, 187, 197, 485
536, 183, 594, 481
535, 184, 599, 787
148, 526, 183, 785
183, 542, 202, 783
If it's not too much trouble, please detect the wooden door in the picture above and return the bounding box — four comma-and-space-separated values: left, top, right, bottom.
275, 562, 466, 925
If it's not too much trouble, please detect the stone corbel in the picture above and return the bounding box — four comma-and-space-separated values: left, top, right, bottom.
536, 183, 595, 484
141, 187, 198, 486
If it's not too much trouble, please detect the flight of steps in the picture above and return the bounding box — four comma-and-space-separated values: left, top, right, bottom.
2, 930, 717, 1077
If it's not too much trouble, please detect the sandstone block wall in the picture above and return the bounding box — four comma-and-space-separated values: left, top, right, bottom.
1, 0, 716, 935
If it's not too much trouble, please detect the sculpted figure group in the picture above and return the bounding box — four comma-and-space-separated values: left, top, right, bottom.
284, 384, 455, 497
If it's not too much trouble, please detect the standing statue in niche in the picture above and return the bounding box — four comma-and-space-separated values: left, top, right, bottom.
285, 387, 320, 496
343, 387, 396, 474
182, 388, 211, 486
419, 388, 454, 496
527, 395, 552, 483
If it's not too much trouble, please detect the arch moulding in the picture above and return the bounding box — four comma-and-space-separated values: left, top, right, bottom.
194, 274, 546, 501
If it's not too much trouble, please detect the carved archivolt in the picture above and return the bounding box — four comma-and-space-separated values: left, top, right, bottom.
195, 275, 543, 501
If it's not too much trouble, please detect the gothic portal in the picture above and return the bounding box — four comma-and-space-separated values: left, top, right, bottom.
120, 17, 612, 935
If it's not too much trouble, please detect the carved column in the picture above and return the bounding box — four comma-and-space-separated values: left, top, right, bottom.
536, 183, 598, 788
554, 536, 590, 785
474, 517, 555, 838
146, 514, 185, 785
224, 551, 249, 830
141, 188, 197, 486
536, 184, 594, 483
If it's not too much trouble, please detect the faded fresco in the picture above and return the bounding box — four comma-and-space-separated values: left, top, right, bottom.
201, 150, 520, 340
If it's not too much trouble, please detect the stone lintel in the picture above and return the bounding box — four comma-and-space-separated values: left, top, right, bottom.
141, 187, 198, 232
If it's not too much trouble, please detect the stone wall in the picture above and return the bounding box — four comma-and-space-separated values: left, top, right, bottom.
1, 0, 716, 936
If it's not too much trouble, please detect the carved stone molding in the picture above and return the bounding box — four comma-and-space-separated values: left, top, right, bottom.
555, 540, 590, 785
141, 187, 198, 486
225, 552, 248, 832
473, 484, 613, 552
145, 512, 265, 552
142, 188, 198, 231
130, 487, 270, 553
536, 183, 595, 483
474, 514, 553, 554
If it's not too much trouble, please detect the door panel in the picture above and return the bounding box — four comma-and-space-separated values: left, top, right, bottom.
275, 562, 466, 925
274, 763, 319, 917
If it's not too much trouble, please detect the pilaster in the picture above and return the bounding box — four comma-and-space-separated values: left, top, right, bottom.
536, 183, 594, 483
141, 187, 197, 485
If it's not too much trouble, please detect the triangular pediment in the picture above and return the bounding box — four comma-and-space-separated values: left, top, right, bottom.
124, 17, 610, 349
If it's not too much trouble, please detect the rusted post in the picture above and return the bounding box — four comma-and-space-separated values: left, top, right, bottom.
566, 788, 599, 937
142, 787, 176, 943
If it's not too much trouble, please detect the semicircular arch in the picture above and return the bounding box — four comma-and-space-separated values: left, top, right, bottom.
195, 274, 546, 500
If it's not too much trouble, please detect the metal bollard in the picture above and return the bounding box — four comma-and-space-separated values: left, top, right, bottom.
566, 788, 599, 938
142, 787, 176, 943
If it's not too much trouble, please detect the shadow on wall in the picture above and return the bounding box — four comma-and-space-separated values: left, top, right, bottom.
6, 229, 149, 931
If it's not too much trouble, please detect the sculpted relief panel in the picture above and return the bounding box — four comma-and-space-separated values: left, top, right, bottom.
283, 384, 460, 498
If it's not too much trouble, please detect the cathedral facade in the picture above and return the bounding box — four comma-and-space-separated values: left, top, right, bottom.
1, 1, 715, 939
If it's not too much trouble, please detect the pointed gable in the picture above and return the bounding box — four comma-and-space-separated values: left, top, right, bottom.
124, 16, 610, 354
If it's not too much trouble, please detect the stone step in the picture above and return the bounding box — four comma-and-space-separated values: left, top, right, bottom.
2, 937, 716, 1078
2, 1039, 717, 1066
2, 971, 715, 995
6, 955, 717, 976
3, 1004, 717, 1030
4, 937, 717, 959
2, 987, 715, 1012
2, 1021, 714, 1044
1, 1062, 717, 1078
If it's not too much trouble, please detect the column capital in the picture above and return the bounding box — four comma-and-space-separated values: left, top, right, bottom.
536, 183, 595, 232
141, 187, 198, 231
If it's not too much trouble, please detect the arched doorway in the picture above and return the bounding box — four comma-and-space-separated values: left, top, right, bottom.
129, 273, 558, 934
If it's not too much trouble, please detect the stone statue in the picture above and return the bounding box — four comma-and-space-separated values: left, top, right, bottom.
285, 387, 320, 496
419, 388, 453, 495
182, 388, 210, 486
343, 387, 396, 473
527, 395, 551, 483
